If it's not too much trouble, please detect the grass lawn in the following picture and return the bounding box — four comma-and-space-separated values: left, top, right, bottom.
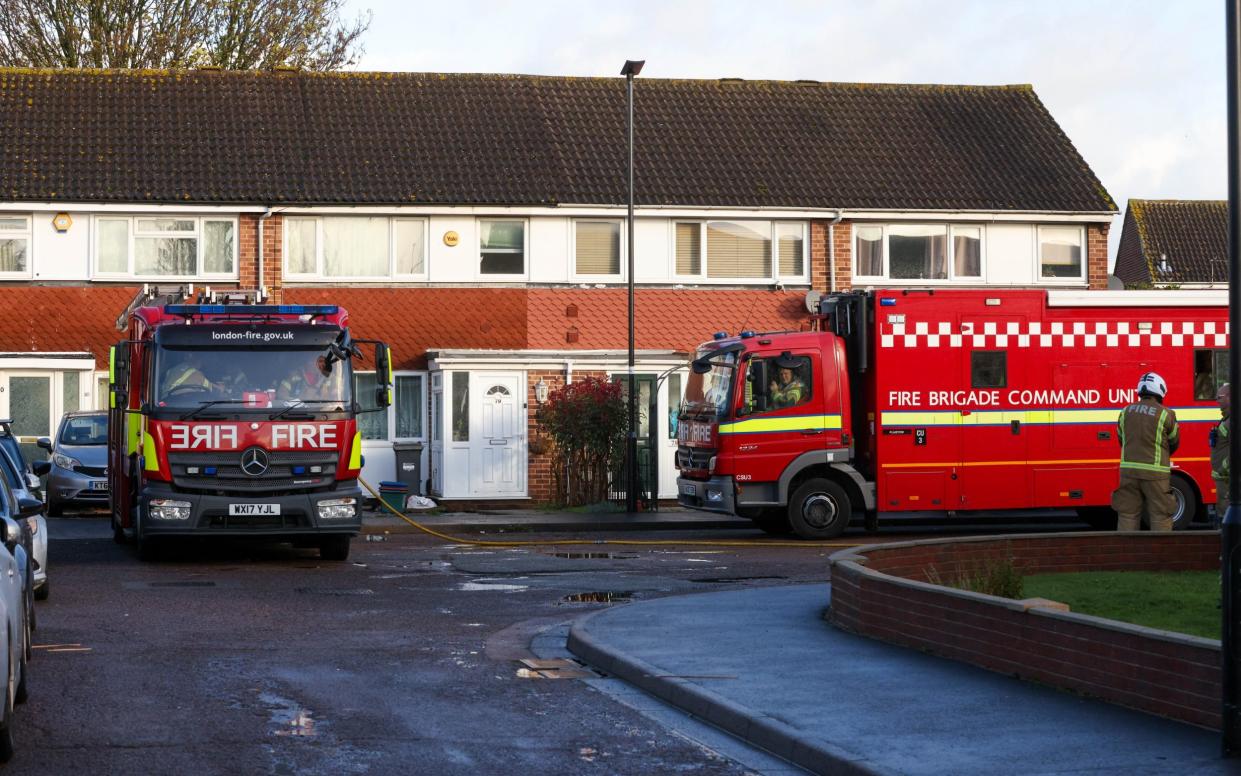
1023, 571, 1219, 640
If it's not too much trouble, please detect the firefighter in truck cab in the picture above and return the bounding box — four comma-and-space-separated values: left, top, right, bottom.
1111, 372, 1180, 532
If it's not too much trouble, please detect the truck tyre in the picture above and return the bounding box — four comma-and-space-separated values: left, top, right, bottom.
319, 535, 351, 561
1169, 475, 1197, 531
135, 515, 161, 562
788, 478, 851, 539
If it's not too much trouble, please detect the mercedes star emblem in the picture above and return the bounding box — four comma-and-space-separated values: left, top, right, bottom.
240, 447, 270, 477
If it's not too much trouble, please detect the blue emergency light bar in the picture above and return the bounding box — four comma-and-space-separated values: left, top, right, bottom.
165, 304, 339, 316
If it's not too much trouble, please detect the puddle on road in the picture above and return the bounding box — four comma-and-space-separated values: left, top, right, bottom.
544, 552, 637, 560
458, 581, 530, 592
148, 581, 218, 588
690, 576, 787, 584
559, 591, 634, 604
260, 692, 320, 738
295, 588, 374, 596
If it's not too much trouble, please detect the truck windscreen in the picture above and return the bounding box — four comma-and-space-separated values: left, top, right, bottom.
683, 350, 737, 420
154, 348, 350, 410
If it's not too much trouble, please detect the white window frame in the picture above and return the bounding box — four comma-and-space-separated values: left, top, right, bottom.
282, 216, 430, 281
571, 218, 626, 281
1035, 224, 1087, 285
671, 220, 810, 284
91, 215, 239, 281
477, 218, 529, 281
0, 214, 32, 279
850, 223, 988, 284
392, 371, 428, 442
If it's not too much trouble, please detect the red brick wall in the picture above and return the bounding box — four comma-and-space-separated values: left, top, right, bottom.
525, 369, 610, 503
809, 219, 854, 292
829, 533, 1221, 729
1087, 221, 1110, 290
238, 214, 284, 301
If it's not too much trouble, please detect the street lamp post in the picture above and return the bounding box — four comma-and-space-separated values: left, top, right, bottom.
621, 59, 644, 514
1226, 0, 1241, 757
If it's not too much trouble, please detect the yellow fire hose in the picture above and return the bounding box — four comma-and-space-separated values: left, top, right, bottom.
359, 477, 859, 549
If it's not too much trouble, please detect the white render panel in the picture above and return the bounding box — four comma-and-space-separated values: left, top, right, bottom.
983, 224, 1034, 285
634, 218, 669, 281
426, 217, 477, 282
528, 216, 569, 283
32, 211, 90, 280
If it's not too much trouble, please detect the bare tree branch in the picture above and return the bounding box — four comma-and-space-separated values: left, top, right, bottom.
0, 0, 369, 69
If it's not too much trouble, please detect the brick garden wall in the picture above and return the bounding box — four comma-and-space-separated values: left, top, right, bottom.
829, 533, 1222, 729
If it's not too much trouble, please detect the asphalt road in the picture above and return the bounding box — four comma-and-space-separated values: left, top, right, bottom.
6, 512, 1130, 774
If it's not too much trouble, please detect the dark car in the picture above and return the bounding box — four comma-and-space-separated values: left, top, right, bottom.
38, 411, 108, 516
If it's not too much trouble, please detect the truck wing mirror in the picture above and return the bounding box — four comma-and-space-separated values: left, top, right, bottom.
691, 358, 712, 374
374, 343, 393, 408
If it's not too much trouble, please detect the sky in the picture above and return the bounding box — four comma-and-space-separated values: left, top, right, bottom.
342, 0, 1226, 267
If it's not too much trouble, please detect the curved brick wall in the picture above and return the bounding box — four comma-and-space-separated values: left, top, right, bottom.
828, 533, 1221, 729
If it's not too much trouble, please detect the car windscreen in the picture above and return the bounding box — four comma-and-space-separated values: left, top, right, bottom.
0, 446, 20, 490
59, 415, 108, 446
154, 347, 352, 410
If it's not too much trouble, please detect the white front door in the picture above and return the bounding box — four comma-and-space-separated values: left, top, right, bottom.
469, 372, 525, 497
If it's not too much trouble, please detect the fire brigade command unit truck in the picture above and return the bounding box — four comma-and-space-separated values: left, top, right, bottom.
676, 289, 1226, 539
107, 288, 392, 561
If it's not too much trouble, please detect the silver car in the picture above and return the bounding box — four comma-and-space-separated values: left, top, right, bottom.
38, 411, 109, 517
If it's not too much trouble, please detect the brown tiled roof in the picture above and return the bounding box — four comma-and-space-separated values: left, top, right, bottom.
1114, 200, 1228, 286
0, 69, 1114, 212
0, 285, 138, 364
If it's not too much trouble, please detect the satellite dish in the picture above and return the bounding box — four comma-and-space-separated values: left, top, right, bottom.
804, 290, 823, 314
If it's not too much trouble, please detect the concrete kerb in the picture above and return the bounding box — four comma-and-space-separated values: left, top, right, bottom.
566, 604, 883, 776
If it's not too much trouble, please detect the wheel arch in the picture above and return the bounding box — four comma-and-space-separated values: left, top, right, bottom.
780, 455, 872, 515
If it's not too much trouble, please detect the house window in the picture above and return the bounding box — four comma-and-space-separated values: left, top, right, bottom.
575, 220, 621, 276
451, 372, 470, 442
952, 226, 982, 278
855, 225, 883, 277
395, 374, 425, 438
479, 220, 526, 276
667, 372, 682, 440
94, 215, 236, 278
852, 223, 986, 282
284, 216, 428, 279
0, 216, 30, 275
675, 221, 807, 281
1039, 225, 1084, 280
890, 225, 947, 280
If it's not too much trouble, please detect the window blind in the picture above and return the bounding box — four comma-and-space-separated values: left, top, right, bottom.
707, 221, 770, 279
675, 222, 701, 275
777, 224, 803, 276
575, 221, 620, 275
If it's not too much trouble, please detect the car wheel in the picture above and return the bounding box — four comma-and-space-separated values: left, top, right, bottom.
33, 579, 47, 603
788, 477, 851, 540
45, 499, 61, 517
319, 536, 351, 561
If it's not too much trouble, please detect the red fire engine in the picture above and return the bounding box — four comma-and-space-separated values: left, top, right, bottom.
107, 287, 392, 560
676, 289, 1226, 538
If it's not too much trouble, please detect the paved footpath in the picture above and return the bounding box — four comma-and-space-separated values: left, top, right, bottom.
568, 584, 1230, 775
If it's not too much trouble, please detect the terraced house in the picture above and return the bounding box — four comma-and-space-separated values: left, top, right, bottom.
0, 68, 1115, 504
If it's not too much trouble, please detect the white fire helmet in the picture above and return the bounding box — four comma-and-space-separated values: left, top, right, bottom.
1136, 372, 1167, 399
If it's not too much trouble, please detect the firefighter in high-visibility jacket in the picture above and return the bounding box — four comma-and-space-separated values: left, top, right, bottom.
1211, 382, 1231, 526
1111, 372, 1180, 531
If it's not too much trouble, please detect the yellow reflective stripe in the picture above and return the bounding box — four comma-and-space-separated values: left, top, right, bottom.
1154, 409, 1166, 467
126, 411, 142, 456
348, 432, 363, 469
108, 346, 116, 384
142, 431, 159, 472
884, 458, 1120, 468
718, 415, 842, 434
1121, 460, 1170, 473
882, 407, 1220, 427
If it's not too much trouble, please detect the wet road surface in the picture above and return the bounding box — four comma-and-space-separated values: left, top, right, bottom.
12, 513, 1108, 774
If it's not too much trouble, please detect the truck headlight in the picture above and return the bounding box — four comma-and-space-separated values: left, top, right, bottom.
150, 499, 192, 520
318, 498, 357, 520
52, 452, 81, 471
706, 487, 724, 503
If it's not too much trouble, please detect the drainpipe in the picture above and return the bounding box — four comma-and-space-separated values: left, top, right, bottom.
564, 358, 574, 385
257, 207, 274, 301
827, 211, 844, 293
